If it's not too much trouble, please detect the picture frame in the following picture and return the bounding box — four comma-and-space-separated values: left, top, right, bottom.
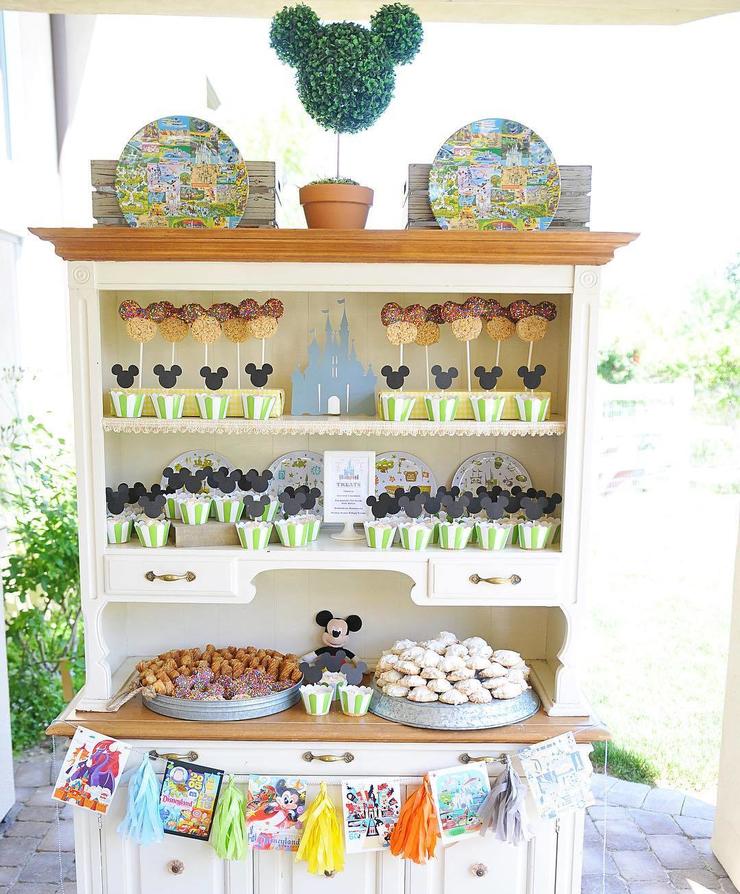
323, 450, 376, 540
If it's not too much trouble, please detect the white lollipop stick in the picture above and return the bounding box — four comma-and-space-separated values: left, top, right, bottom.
138, 342, 143, 389
466, 341, 472, 391
261, 338, 266, 366
237, 343, 241, 390
425, 346, 430, 391
495, 340, 501, 368
527, 341, 533, 369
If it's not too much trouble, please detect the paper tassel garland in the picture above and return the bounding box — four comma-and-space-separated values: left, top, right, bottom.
211, 777, 247, 861
477, 758, 532, 845
389, 776, 439, 864
295, 782, 345, 875
117, 756, 164, 845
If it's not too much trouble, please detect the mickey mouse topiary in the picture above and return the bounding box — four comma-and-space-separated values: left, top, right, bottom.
270, 3, 423, 134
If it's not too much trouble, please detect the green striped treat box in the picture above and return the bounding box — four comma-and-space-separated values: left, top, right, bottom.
275, 519, 310, 548
339, 685, 373, 716
364, 521, 397, 550
546, 518, 561, 547
236, 521, 273, 550
398, 523, 433, 551
163, 495, 179, 520
134, 519, 170, 548
213, 497, 245, 524
469, 395, 506, 423
424, 395, 458, 422
437, 521, 474, 550
178, 498, 213, 525
106, 517, 132, 544
241, 393, 276, 420
110, 390, 144, 418
515, 394, 550, 422
301, 515, 321, 542
380, 394, 416, 422
300, 685, 334, 716
475, 520, 515, 551
149, 392, 185, 419
195, 393, 230, 420
517, 522, 552, 550
261, 500, 280, 522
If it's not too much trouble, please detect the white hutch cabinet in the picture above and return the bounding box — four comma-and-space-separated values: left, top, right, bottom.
37, 227, 635, 894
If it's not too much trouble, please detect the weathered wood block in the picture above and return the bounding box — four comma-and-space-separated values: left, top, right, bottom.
405, 163, 591, 230
171, 520, 240, 548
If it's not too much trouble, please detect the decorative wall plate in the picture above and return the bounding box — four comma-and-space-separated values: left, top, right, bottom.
160, 450, 234, 491
375, 452, 437, 495
115, 115, 249, 229
452, 452, 531, 492
429, 118, 560, 231
269, 451, 324, 512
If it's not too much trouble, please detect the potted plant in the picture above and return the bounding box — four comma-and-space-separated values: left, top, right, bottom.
270, 2, 423, 229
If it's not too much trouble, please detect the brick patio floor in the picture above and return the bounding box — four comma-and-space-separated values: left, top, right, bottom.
0, 746, 735, 893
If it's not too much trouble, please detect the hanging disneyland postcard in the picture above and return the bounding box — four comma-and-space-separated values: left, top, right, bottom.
245, 776, 307, 851
518, 732, 593, 819
428, 763, 491, 844
342, 778, 401, 853
52, 726, 130, 815
159, 760, 224, 841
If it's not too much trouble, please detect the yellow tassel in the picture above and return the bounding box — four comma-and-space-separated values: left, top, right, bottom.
295, 782, 345, 875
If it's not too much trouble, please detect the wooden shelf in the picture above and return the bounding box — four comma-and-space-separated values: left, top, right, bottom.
101, 414, 566, 438
48, 693, 607, 744
31, 227, 637, 266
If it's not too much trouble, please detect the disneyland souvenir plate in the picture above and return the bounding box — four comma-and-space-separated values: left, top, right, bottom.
115, 115, 249, 229
161, 450, 234, 492
429, 117, 560, 231
452, 452, 531, 493
375, 452, 437, 496
269, 451, 324, 513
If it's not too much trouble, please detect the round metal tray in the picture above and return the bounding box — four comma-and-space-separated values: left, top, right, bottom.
369, 682, 540, 730
142, 680, 302, 722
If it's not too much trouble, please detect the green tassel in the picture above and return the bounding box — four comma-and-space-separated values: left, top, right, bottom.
211, 777, 246, 861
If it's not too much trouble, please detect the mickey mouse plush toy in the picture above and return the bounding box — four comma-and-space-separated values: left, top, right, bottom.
302, 610, 363, 662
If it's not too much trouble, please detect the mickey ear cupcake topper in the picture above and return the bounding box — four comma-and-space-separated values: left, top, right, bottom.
508, 299, 557, 371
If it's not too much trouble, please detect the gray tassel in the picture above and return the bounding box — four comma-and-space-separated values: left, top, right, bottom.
477, 757, 532, 845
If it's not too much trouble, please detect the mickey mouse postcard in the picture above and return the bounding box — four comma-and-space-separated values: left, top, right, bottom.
246, 775, 307, 851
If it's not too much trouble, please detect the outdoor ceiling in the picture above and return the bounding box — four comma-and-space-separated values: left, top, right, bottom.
4, 0, 740, 22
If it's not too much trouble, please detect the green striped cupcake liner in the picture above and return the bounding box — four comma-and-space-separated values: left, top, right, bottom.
214, 498, 244, 523
106, 517, 132, 544
424, 396, 458, 422
178, 499, 212, 525
398, 524, 433, 551
261, 500, 280, 523
515, 394, 550, 422
110, 391, 144, 418
236, 522, 273, 550
195, 393, 230, 420
380, 394, 416, 422
241, 393, 276, 420
300, 685, 333, 716
339, 686, 373, 716
163, 495, 179, 519
546, 518, 561, 546
304, 517, 321, 542
475, 521, 514, 550
275, 520, 310, 548
134, 519, 170, 548
149, 392, 185, 419
517, 522, 552, 550
469, 395, 506, 423
438, 522, 474, 550
364, 522, 397, 549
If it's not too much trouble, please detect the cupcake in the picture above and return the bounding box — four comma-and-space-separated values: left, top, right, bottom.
110, 390, 144, 418
300, 684, 334, 716
260, 499, 281, 523
320, 672, 348, 701
163, 493, 180, 520
134, 517, 170, 548
364, 520, 397, 550
275, 518, 311, 548
469, 394, 506, 423
300, 513, 321, 543
106, 514, 132, 544
423, 394, 458, 422
235, 520, 273, 550
397, 520, 434, 551
241, 392, 276, 420
437, 519, 474, 550
177, 494, 213, 525
195, 392, 230, 420
475, 518, 516, 550
515, 393, 550, 422
517, 518, 558, 550
149, 392, 185, 420
339, 685, 373, 717
212, 493, 245, 524
379, 394, 416, 422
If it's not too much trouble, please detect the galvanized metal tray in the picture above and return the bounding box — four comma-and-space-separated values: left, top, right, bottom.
142, 680, 302, 722
369, 682, 540, 730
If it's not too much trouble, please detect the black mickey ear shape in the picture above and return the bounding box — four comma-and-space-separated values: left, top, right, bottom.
346, 614, 363, 632
517, 366, 528, 377
474, 366, 484, 376
262, 363, 273, 374
112, 364, 122, 375
128, 365, 139, 375
381, 365, 392, 376
200, 366, 211, 377
316, 609, 333, 628
448, 367, 458, 377
399, 365, 409, 376
153, 364, 164, 375
172, 364, 182, 376
244, 362, 256, 374
217, 367, 228, 377
492, 365, 502, 377
535, 364, 546, 375
431, 364, 442, 375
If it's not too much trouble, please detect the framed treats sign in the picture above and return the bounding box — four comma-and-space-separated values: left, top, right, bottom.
323, 450, 375, 540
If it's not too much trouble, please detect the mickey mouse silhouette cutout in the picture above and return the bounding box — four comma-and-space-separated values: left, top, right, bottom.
439, 492, 471, 519
244, 362, 274, 388
152, 364, 182, 389
517, 364, 546, 391
138, 493, 166, 519
366, 492, 400, 519
162, 467, 189, 491
295, 484, 321, 511
208, 467, 243, 494
431, 365, 458, 390
241, 468, 274, 494
182, 469, 209, 495
520, 492, 562, 520
474, 365, 503, 391
200, 365, 228, 391
381, 365, 410, 390
479, 490, 511, 520
242, 494, 271, 520
398, 493, 426, 518
105, 484, 130, 516
111, 363, 139, 389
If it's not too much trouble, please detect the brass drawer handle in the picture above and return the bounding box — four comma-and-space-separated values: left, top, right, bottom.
470, 573, 521, 586
145, 571, 196, 583
302, 751, 354, 764
459, 753, 504, 765
149, 749, 199, 762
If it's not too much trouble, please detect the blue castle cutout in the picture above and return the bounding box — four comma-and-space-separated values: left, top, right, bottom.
292, 302, 376, 416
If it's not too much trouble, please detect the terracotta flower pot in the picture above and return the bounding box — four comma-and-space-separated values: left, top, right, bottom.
299, 183, 374, 229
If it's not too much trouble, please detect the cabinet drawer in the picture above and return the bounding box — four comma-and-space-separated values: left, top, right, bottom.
104, 554, 238, 598
427, 553, 563, 602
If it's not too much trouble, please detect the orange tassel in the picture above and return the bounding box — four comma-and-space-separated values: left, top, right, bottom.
389, 776, 440, 864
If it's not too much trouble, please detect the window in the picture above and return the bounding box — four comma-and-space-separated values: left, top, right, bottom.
0, 13, 11, 160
